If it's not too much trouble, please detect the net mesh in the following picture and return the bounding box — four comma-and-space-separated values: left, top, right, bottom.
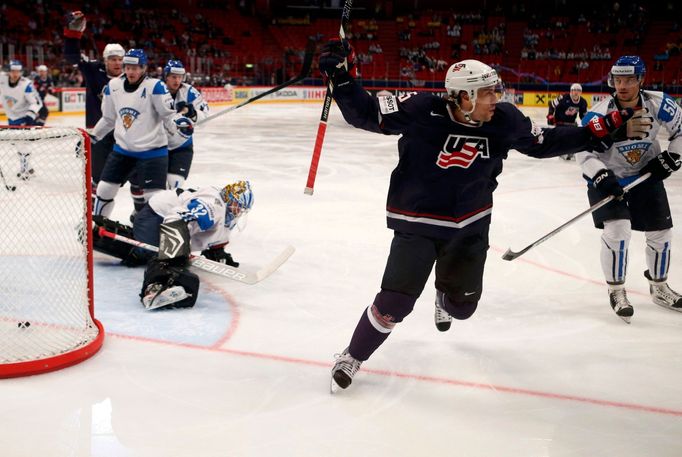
0, 127, 100, 367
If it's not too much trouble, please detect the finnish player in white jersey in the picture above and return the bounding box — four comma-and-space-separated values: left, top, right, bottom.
576, 55, 682, 322
164, 60, 209, 189
92, 49, 194, 218
0, 60, 44, 180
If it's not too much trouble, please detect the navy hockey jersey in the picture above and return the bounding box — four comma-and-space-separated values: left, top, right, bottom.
548, 93, 588, 125
333, 77, 599, 239
64, 37, 113, 128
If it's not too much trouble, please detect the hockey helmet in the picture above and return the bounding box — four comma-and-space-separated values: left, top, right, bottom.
123, 48, 148, 66
608, 55, 646, 87
103, 43, 125, 59
570, 83, 582, 92
9, 60, 23, 71
444, 59, 503, 116
37, 65, 48, 72
163, 60, 186, 79
221, 180, 254, 228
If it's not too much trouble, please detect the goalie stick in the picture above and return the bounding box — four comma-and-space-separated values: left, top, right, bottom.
304, 0, 353, 195
502, 173, 650, 261
97, 227, 295, 285
196, 38, 316, 126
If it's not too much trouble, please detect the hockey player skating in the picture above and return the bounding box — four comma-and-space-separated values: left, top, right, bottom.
91, 48, 194, 218
128, 59, 210, 213
318, 40, 636, 391
63, 10, 125, 190
576, 55, 682, 323
547, 83, 588, 160
92, 181, 254, 309
163, 59, 209, 189
0, 60, 43, 180
33, 65, 55, 126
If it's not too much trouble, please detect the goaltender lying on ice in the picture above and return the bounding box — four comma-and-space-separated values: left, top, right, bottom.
92, 181, 294, 310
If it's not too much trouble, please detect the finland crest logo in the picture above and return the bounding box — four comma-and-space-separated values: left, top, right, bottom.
617, 142, 651, 165
436, 135, 490, 169
119, 107, 140, 130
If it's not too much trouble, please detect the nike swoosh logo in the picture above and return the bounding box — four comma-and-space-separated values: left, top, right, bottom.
144, 179, 153, 184
430, 111, 444, 117
464, 291, 476, 296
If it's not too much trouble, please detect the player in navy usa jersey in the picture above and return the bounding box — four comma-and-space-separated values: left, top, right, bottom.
318, 40, 635, 391
575, 56, 682, 322
63, 11, 125, 193
547, 83, 589, 160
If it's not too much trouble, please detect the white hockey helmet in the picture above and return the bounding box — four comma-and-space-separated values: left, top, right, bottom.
103, 43, 125, 59
444, 59, 501, 103
37, 64, 48, 72
570, 83, 582, 92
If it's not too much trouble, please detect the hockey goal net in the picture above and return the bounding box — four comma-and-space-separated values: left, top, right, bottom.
0, 126, 103, 378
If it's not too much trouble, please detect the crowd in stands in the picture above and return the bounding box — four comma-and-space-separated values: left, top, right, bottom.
1, 0, 681, 92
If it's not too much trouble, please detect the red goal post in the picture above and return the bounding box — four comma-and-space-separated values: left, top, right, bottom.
0, 126, 104, 378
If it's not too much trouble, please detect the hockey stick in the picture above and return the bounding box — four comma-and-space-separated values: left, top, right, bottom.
196, 38, 316, 126
0, 165, 17, 192
502, 173, 650, 261
98, 227, 295, 285
304, 0, 353, 195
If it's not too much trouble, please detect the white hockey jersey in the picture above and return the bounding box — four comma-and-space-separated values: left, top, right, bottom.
167, 83, 209, 151
149, 187, 232, 252
577, 90, 682, 180
0, 73, 43, 123
92, 76, 179, 157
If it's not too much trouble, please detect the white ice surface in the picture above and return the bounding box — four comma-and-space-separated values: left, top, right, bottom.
1, 103, 681, 457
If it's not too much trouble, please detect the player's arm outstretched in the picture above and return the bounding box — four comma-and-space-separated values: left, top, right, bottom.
512, 104, 633, 158
153, 80, 194, 139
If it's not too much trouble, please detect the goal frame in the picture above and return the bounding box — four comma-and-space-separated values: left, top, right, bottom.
0, 127, 104, 378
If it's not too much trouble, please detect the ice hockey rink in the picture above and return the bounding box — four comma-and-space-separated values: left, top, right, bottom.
2, 101, 681, 457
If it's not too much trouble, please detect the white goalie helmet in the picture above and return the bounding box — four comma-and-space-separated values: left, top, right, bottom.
444, 59, 502, 106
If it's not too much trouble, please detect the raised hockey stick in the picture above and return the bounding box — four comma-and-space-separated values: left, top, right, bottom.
196, 38, 316, 126
502, 173, 650, 261
98, 227, 295, 285
304, 0, 353, 196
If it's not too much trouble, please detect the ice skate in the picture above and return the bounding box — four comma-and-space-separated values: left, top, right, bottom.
330, 348, 362, 393
16, 168, 34, 181
645, 270, 682, 313
434, 290, 452, 332
608, 285, 633, 323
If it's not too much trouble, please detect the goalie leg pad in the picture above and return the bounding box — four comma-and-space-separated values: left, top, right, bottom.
140, 259, 200, 309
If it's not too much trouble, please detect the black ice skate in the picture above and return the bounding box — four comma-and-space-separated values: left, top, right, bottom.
330, 348, 362, 393
434, 291, 453, 332
645, 270, 682, 313
608, 285, 633, 324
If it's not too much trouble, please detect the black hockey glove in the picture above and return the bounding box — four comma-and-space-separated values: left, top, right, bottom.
64, 11, 86, 39
175, 101, 197, 122
641, 150, 681, 182
319, 39, 355, 83
201, 248, 239, 267
592, 169, 624, 199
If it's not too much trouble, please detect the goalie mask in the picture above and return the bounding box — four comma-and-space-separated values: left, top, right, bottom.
444, 60, 504, 122
221, 180, 254, 229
